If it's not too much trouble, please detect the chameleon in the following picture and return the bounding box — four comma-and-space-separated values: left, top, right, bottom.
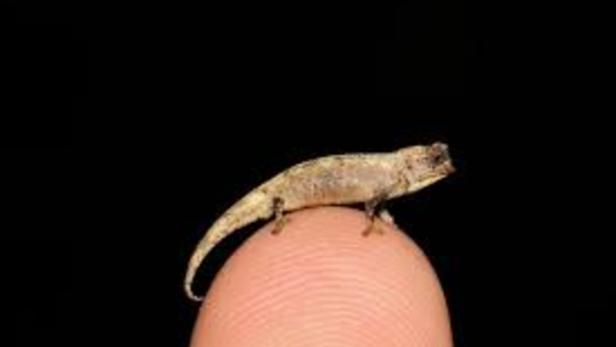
184, 142, 455, 301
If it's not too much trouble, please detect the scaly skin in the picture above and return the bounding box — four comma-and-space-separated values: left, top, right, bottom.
184, 142, 455, 301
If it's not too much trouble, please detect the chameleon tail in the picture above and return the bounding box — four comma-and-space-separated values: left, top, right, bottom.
184, 239, 214, 301
184, 192, 273, 301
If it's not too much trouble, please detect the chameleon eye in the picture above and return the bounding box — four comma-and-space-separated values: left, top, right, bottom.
432, 153, 445, 166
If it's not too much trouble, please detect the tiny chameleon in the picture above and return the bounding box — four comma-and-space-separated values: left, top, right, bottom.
184, 142, 455, 301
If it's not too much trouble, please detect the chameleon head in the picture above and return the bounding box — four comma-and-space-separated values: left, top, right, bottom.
397, 142, 455, 193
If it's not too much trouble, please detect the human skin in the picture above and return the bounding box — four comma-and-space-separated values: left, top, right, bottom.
190, 206, 453, 347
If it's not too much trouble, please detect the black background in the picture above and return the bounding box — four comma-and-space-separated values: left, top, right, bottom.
2, 1, 613, 346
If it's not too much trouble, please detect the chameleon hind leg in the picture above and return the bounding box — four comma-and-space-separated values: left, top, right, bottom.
271, 197, 288, 235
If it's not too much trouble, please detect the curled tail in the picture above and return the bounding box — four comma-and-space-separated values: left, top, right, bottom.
184, 191, 273, 301
184, 232, 218, 301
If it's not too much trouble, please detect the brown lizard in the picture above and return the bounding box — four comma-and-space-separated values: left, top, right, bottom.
184, 142, 455, 301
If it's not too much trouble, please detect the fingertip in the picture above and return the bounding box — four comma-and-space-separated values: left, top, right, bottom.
190, 206, 453, 347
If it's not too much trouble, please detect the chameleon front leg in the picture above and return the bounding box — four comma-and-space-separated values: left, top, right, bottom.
361, 178, 402, 236
271, 197, 288, 235
362, 192, 388, 236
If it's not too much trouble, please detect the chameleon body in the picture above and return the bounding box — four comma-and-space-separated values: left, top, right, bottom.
184, 142, 455, 301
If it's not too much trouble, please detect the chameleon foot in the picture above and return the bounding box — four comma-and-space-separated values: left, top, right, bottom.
361, 219, 385, 236
378, 209, 395, 225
